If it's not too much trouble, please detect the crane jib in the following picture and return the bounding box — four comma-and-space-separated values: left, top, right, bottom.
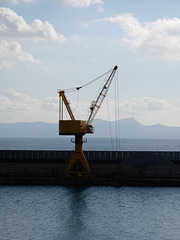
87, 65, 118, 125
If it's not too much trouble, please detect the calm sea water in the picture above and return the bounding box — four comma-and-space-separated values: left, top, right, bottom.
1, 138, 180, 240
1, 186, 180, 240
1, 137, 180, 151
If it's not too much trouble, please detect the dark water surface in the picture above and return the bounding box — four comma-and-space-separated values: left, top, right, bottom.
1, 186, 180, 240
1, 138, 180, 239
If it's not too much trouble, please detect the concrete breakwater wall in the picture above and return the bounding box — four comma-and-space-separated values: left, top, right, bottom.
0, 150, 180, 186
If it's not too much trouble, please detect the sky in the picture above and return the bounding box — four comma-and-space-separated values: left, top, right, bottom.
1, 0, 180, 126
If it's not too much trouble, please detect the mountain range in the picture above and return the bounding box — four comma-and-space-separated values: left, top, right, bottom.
0, 118, 180, 139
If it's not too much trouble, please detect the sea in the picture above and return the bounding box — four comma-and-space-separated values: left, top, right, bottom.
1, 137, 180, 240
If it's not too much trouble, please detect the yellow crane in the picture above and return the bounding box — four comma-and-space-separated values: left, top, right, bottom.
58, 65, 118, 178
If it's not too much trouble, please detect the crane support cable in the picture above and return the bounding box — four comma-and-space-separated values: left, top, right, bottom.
63, 68, 113, 93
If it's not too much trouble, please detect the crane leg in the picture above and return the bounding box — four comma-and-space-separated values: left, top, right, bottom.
63, 135, 94, 178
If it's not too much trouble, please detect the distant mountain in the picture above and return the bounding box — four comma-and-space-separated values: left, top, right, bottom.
93, 118, 180, 139
0, 118, 180, 139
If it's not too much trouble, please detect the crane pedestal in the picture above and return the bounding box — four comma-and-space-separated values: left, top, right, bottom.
63, 134, 94, 178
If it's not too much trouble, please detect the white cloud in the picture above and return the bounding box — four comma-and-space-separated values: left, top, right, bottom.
3, 89, 37, 102
100, 13, 180, 60
0, 7, 65, 42
60, 0, 104, 7
0, 0, 18, 4
0, 95, 12, 111
65, 97, 173, 123
0, 0, 35, 4
0, 40, 40, 63
79, 22, 88, 28
0, 90, 36, 111
97, 5, 104, 13
0, 40, 40, 69
43, 66, 50, 72
0, 90, 58, 122
98, 97, 177, 126
23, 0, 34, 2
72, 34, 89, 47
121, 97, 172, 111
41, 97, 58, 111
0, 60, 15, 69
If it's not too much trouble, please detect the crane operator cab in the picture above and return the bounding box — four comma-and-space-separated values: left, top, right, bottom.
59, 120, 94, 135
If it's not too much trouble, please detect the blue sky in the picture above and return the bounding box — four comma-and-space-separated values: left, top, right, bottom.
1, 0, 180, 126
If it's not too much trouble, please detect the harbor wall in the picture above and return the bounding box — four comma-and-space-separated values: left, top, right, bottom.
0, 150, 180, 186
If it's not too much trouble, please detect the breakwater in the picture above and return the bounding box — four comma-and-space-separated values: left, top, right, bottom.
0, 150, 180, 186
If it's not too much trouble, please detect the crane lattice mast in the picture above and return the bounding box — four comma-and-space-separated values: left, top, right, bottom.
87, 65, 118, 125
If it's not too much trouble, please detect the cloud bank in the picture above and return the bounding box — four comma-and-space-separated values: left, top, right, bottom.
0, 90, 58, 122
0, 7, 65, 69
0, 40, 40, 69
0, 0, 34, 4
0, 7, 65, 42
101, 13, 180, 60
0, 40, 40, 63
60, 0, 104, 7
0, 89, 177, 125
121, 97, 172, 111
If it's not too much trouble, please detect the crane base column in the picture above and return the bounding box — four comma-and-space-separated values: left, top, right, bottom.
63, 152, 94, 179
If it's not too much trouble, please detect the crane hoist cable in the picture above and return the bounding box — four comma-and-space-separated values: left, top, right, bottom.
116, 72, 121, 150
106, 94, 115, 150
71, 90, 80, 112
114, 72, 119, 150
105, 68, 120, 151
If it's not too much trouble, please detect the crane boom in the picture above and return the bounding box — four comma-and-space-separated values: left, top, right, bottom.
87, 65, 118, 125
